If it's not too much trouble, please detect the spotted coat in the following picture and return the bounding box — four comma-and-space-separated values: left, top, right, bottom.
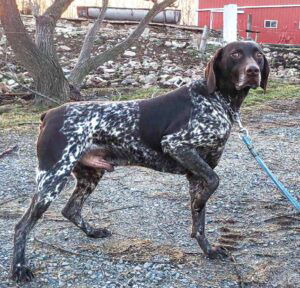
37, 80, 232, 185
11, 41, 270, 283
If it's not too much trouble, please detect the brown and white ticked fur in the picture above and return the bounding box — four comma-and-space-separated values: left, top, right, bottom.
11, 41, 269, 282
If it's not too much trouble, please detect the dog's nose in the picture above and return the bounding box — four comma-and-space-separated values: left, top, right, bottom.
246, 65, 259, 76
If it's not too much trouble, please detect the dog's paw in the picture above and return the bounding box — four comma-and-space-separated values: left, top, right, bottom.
11, 265, 34, 282
87, 228, 112, 238
207, 246, 228, 260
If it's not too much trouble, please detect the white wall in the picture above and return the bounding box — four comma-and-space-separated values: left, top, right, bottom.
17, 0, 198, 26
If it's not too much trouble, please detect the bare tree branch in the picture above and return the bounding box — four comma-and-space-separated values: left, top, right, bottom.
36, 0, 75, 59
73, 0, 109, 69
68, 0, 177, 88
35, 15, 57, 58
29, 0, 41, 16
43, 0, 74, 21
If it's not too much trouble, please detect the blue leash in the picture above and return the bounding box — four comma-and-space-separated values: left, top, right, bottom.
241, 133, 300, 212
216, 92, 300, 212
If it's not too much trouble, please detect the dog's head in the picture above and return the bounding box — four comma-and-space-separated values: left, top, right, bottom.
205, 41, 269, 94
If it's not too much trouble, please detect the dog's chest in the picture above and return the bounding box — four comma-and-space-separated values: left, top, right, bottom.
191, 98, 232, 145
161, 98, 232, 155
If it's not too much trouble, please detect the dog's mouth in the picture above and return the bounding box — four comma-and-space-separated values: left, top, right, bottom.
235, 78, 260, 90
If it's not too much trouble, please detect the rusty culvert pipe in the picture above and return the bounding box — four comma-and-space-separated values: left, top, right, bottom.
77, 7, 181, 24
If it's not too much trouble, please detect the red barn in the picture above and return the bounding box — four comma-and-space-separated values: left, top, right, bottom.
198, 0, 300, 44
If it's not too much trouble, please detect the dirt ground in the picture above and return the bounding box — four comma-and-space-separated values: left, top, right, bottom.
0, 98, 299, 288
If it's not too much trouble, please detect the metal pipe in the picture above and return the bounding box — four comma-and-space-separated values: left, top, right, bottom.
77, 7, 181, 24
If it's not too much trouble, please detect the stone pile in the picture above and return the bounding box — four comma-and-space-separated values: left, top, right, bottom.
0, 16, 299, 94
263, 46, 300, 82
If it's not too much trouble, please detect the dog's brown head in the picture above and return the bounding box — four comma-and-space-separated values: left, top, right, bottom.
205, 41, 269, 94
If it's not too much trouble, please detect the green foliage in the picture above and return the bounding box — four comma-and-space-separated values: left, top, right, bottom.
245, 81, 300, 106
111, 87, 169, 101
0, 104, 44, 129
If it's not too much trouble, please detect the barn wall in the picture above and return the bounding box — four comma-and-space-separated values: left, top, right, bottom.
198, 0, 300, 44
199, 0, 300, 9
16, 0, 198, 26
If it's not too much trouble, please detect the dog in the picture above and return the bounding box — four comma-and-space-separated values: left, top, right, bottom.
11, 41, 269, 282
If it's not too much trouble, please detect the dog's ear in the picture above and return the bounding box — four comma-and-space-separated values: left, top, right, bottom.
260, 55, 269, 93
205, 48, 223, 94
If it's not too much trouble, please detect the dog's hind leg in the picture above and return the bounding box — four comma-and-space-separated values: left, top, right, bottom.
62, 162, 111, 238
11, 165, 73, 282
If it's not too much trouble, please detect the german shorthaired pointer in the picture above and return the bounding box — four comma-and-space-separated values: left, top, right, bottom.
11, 41, 269, 282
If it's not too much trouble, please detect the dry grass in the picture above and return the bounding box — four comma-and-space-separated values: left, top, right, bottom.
1, 81, 299, 129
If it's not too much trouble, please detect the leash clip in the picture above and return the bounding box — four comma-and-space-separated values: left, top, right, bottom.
233, 112, 249, 139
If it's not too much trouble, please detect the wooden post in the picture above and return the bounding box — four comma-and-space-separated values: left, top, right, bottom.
246, 14, 252, 40
199, 25, 209, 56
223, 4, 237, 43
209, 11, 214, 29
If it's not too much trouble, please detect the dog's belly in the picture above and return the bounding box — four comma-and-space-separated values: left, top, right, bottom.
86, 142, 187, 175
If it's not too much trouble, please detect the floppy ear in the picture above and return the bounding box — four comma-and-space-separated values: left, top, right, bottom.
205, 48, 223, 94
260, 55, 270, 93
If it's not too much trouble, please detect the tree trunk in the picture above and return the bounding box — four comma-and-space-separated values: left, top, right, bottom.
34, 14, 70, 104
0, 0, 74, 106
33, 66, 70, 105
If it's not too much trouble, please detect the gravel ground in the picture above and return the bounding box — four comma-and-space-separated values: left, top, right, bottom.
0, 99, 299, 288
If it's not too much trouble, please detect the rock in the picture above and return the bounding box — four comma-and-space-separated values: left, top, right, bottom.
57, 45, 71, 52
163, 59, 173, 65
143, 262, 152, 269
103, 68, 116, 74
128, 61, 142, 69
123, 50, 136, 57
142, 28, 150, 38
0, 82, 9, 93
164, 41, 172, 47
86, 75, 107, 87
105, 23, 114, 29
121, 77, 137, 85
172, 41, 187, 49
144, 74, 157, 85
184, 69, 193, 77
7, 79, 16, 86
159, 74, 171, 83
286, 68, 298, 77
149, 62, 159, 70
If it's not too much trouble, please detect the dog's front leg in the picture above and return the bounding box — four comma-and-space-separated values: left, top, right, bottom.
188, 177, 227, 259
167, 147, 227, 259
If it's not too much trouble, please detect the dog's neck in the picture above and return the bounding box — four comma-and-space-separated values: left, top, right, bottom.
217, 82, 250, 113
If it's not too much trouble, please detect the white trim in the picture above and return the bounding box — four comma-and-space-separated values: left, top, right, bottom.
264, 20, 278, 29
197, 4, 300, 12
239, 4, 300, 9
198, 8, 244, 13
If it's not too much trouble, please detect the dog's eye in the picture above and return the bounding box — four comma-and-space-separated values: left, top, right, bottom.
256, 52, 263, 58
231, 52, 241, 59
